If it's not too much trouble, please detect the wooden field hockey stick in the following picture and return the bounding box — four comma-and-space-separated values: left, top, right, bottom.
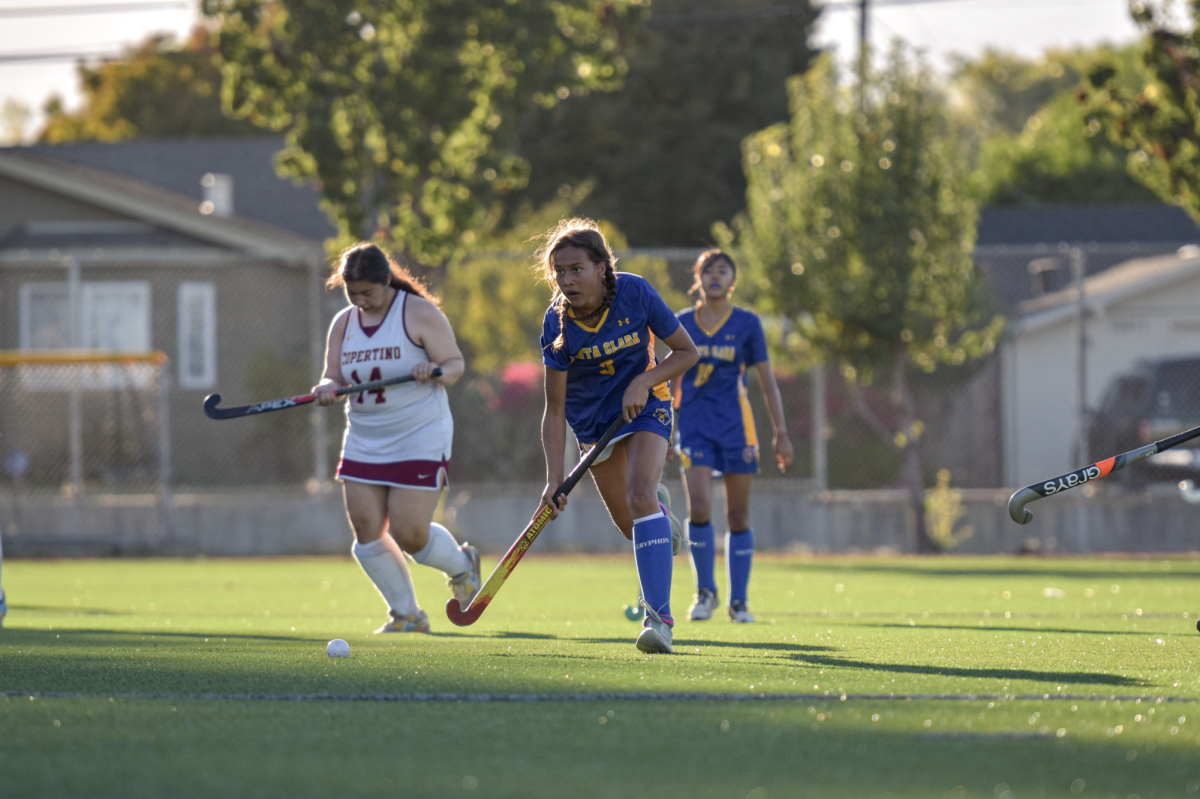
203, 368, 442, 420
1007, 422, 1200, 524
446, 415, 626, 627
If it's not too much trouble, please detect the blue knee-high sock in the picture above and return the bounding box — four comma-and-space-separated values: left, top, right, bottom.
633, 512, 673, 624
688, 521, 717, 595
726, 528, 754, 604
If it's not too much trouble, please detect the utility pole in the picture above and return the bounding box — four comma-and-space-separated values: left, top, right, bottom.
859, 0, 869, 78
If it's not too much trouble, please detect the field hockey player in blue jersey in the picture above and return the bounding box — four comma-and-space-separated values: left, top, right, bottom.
674, 249, 793, 623
537, 218, 699, 654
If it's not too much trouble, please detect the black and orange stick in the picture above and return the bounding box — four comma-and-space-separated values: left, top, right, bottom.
1008, 422, 1200, 524
446, 415, 625, 626
204, 369, 441, 420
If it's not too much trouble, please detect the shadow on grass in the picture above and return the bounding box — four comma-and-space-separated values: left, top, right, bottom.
0, 629, 308, 645
9, 604, 137, 616
862, 623, 1159, 637
787, 652, 1145, 687
784, 562, 1193, 581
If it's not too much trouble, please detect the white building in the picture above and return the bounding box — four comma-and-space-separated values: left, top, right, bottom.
1002, 246, 1200, 486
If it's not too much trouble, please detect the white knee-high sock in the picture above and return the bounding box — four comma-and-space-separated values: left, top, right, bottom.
352, 533, 418, 617
411, 522, 471, 576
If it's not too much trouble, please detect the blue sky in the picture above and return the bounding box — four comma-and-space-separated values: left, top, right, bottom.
0, 0, 1142, 142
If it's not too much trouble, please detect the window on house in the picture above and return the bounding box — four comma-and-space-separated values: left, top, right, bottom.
18, 281, 153, 389
177, 282, 217, 390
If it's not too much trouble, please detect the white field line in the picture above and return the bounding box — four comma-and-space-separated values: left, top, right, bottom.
4, 690, 1199, 703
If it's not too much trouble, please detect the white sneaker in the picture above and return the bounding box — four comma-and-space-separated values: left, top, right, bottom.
636, 602, 674, 654
447, 543, 482, 610
688, 587, 719, 621
375, 608, 430, 633
656, 483, 686, 556
728, 600, 755, 624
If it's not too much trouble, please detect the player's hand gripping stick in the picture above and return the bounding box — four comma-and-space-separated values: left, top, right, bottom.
1007, 421, 1200, 524
203, 369, 442, 420
445, 415, 626, 626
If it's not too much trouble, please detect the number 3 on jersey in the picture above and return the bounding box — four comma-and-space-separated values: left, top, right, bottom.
598, 359, 615, 376
350, 367, 387, 404
693, 363, 714, 387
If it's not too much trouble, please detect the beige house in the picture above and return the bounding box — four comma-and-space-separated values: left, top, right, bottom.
1002, 246, 1200, 486
0, 149, 333, 489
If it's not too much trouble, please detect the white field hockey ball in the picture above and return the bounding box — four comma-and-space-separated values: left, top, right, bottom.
326, 638, 350, 658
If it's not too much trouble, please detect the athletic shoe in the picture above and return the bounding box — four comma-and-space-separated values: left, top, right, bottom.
656, 483, 686, 556
447, 543, 482, 610
0, 592, 6, 628
688, 587, 719, 621
375, 608, 430, 633
635, 601, 674, 654
728, 599, 756, 624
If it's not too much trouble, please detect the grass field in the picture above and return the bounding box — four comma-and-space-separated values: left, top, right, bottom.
4, 553, 1200, 798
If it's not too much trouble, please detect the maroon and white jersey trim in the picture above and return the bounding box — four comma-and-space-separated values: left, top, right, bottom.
337, 457, 450, 490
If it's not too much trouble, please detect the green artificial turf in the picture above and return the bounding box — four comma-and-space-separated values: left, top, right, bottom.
3, 554, 1200, 797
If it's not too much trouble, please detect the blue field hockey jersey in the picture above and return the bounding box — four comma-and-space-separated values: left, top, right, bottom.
674, 305, 770, 443
541, 273, 679, 443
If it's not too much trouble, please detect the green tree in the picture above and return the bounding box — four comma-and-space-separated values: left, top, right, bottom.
203, 0, 647, 269
38, 28, 264, 143
955, 48, 1158, 206
1081, 1, 1200, 224
721, 49, 1003, 552
516, 0, 819, 246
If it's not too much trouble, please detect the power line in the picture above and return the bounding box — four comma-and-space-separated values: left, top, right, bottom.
0, 48, 125, 64
0, 1, 191, 19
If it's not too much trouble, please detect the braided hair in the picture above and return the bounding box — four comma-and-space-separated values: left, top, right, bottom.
326, 242, 440, 306
689, 248, 737, 298
535, 218, 618, 351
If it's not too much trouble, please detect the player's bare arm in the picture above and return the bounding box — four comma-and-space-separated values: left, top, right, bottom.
540, 366, 569, 517
620, 326, 698, 422
405, 295, 466, 386
754, 360, 794, 473
313, 312, 351, 406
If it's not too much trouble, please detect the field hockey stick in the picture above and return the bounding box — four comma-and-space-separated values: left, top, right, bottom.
203, 368, 442, 420
1007, 422, 1200, 524
446, 414, 626, 627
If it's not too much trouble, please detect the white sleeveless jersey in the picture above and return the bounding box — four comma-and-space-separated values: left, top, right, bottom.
336, 291, 452, 464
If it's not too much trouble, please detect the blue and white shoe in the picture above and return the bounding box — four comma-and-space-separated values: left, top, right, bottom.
448, 544, 482, 610
728, 599, 756, 624
689, 587, 719, 621
656, 483, 686, 556
636, 600, 674, 654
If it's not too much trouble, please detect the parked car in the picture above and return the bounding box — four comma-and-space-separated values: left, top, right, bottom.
1089, 355, 1200, 486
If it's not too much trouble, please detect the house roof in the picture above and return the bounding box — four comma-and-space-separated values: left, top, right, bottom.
19, 137, 337, 242
1015, 246, 1200, 334
0, 150, 320, 260
977, 205, 1200, 246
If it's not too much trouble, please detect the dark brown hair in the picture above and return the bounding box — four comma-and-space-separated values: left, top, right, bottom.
535, 218, 617, 351
689, 248, 737, 297
326, 242, 439, 306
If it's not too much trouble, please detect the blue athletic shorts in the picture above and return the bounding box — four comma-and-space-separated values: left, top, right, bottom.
577, 397, 673, 465
676, 429, 759, 474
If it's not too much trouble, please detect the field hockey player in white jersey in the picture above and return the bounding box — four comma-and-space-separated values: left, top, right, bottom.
313, 243, 481, 633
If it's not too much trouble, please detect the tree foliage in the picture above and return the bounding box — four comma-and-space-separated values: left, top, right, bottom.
516, 0, 819, 246
441, 186, 687, 373
957, 48, 1159, 207
722, 49, 1003, 551
1081, 1, 1200, 224
203, 0, 647, 268
38, 28, 264, 143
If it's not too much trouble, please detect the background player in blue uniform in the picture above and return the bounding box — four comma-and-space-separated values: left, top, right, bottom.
538, 218, 699, 654
674, 249, 793, 623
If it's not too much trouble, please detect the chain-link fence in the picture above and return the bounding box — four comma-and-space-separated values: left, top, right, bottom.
5, 241, 1200, 502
